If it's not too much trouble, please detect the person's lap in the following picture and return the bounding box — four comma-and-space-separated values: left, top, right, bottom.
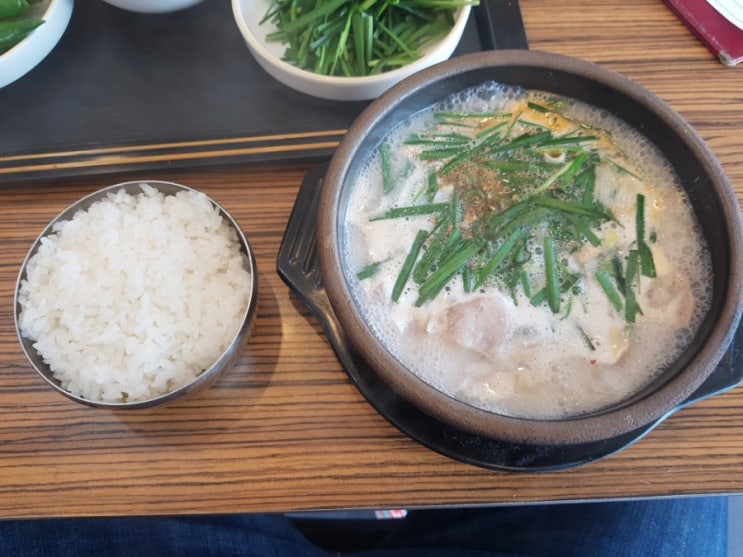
360, 497, 728, 556
0, 496, 727, 556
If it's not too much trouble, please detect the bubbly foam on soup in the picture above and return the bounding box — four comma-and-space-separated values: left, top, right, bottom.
343, 82, 712, 419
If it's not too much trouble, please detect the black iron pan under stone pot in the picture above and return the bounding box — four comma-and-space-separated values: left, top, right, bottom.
278, 3, 743, 471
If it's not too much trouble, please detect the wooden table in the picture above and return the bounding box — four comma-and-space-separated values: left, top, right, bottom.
1, 0, 742, 519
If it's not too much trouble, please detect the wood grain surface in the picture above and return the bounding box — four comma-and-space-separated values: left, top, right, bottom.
1, 0, 743, 518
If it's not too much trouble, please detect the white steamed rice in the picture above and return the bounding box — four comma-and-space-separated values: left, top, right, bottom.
17, 183, 252, 403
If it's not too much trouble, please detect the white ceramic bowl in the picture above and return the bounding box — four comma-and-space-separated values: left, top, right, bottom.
0, 0, 73, 89
232, 0, 471, 101
100, 0, 202, 12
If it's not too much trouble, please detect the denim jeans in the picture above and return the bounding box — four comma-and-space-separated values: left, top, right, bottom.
0, 496, 727, 556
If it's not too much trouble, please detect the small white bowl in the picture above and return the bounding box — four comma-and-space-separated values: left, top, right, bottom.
100, 0, 203, 13
232, 0, 471, 101
0, 0, 73, 89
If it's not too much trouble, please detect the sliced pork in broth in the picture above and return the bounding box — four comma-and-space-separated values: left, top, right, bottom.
343, 82, 711, 419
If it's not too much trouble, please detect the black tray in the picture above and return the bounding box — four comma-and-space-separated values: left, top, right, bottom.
0, 0, 526, 184
277, 163, 743, 472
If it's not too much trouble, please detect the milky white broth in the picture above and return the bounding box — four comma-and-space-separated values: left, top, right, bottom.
342, 82, 712, 419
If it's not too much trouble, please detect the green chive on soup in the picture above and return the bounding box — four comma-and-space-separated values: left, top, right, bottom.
343, 81, 712, 420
